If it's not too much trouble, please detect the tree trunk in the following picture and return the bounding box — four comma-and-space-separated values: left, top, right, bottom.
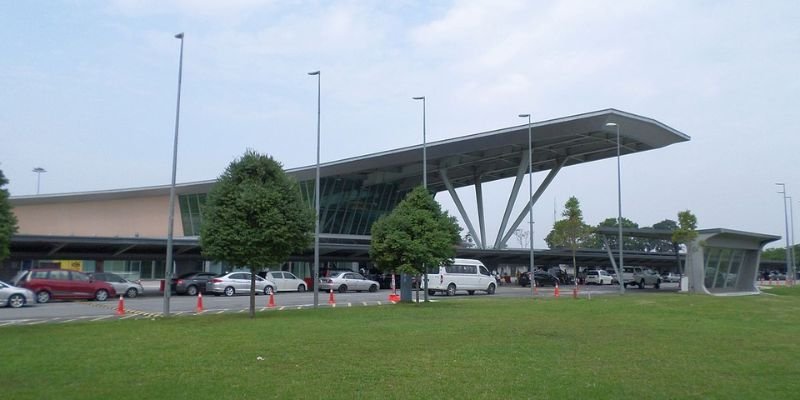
249, 269, 256, 318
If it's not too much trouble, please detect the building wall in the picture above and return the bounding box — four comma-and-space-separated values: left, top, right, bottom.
12, 195, 182, 237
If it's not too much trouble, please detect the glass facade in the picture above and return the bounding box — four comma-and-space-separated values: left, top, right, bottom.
179, 177, 409, 237
179, 193, 207, 236
703, 247, 748, 291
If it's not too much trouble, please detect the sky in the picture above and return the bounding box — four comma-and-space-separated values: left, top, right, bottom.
1, 0, 799, 249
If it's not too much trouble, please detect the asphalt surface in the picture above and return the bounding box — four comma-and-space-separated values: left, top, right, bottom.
0, 282, 680, 326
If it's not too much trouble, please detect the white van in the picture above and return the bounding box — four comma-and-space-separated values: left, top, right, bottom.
423, 258, 496, 296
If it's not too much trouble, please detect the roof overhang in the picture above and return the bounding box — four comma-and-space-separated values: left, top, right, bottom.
10, 108, 688, 205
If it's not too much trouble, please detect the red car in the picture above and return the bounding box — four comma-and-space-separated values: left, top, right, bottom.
13, 269, 117, 303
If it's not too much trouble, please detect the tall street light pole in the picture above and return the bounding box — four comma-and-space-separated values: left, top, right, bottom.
413, 96, 428, 302
789, 196, 796, 285
32, 167, 46, 195
308, 70, 321, 308
605, 122, 624, 295
777, 183, 791, 283
164, 32, 185, 317
519, 114, 535, 296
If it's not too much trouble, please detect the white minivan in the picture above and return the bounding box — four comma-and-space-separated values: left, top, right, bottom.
423, 258, 496, 296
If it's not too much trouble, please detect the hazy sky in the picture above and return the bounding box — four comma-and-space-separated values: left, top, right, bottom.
2, 0, 799, 249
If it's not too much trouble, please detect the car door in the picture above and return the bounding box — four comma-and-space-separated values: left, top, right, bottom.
48, 270, 72, 298
271, 272, 287, 291
347, 273, 363, 291
228, 273, 248, 293
478, 265, 492, 289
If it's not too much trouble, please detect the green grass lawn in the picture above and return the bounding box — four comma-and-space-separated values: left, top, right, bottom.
2, 290, 799, 399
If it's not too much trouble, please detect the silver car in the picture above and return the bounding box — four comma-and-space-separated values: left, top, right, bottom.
0, 279, 35, 308
90, 272, 145, 298
318, 271, 380, 293
207, 272, 276, 297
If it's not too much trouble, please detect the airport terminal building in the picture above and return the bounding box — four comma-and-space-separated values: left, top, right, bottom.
3, 109, 778, 295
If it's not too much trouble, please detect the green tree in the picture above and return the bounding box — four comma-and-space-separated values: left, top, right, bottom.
671, 210, 698, 276
649, 219, 679, 252
369, 186, 462, 301
0, 169, 18, 262
583, 217, 644, 251
545, 196, 592, 282
200, 150, 314, 318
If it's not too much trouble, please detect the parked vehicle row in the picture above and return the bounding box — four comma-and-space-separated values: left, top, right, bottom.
518, 271, 560, 287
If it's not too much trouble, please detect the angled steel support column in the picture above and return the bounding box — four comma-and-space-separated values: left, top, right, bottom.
499, 158, 567, 246
474, 172, 487, 248
493, 150, 530, 248
440, 168, 483, 249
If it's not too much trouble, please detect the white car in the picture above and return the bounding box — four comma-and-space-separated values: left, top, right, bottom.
0, 279, 35, 308
260, 271, 307, 292
207, 272, 277, 296
585, 270, 613, 285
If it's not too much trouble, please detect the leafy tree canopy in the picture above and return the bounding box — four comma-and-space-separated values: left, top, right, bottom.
672, 210, 698, 246
583, 217, 644, 251
545, 196, 592, 251
369, 186, 462, 276
201, 150, 314, 267
0, 169, 18, 261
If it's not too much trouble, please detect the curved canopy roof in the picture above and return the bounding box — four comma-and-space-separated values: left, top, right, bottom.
11, 108, 689, 205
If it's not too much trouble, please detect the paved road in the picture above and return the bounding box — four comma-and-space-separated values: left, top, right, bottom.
0, 283, 679, 326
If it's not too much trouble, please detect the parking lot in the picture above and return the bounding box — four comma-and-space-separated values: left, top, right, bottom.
0, 282, 679, 326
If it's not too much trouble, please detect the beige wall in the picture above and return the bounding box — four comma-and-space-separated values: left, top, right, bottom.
13, 195, 183, 237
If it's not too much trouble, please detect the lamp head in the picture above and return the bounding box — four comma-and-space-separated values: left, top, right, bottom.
308, 71, 320, 76
604, 122, 618, 127
518, 114, 530, 118
174, 32, 184, 39
412, 96, 425, 100
32, 167, 46, 173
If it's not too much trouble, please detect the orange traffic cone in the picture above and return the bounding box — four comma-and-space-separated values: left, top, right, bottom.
116, 295, 125, 316
328, 289, 336, 306
196, 292, 204, 313
554, 282, 560, 298
268, 290, 276, 308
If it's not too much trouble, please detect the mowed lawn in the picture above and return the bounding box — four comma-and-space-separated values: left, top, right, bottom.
2, 289, 799, 399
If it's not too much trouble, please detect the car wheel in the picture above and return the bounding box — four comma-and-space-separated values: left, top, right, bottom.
623, 283, 628, 288
125, 287, 139, 298
297, 284, 306, 292
224, 286, 235, 297
446, 283, 456, 296
8, 294, 25, 308
186, 285, 198, 296
655, 280, 661, 290
467, 290, 475, 295
338, 285, 348, 293
487, 284, 496, 295
264, 286, 274, 295
534, 279, 541, 287
36, 291, 51, 304
369, 284, 378, 293
639, 279, 645, 289
428, 290, 436, 296
95, 289, 109, 301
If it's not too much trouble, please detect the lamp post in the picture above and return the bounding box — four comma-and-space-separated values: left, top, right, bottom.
605, 122, 624, 294
519, 114, 535, 296
790, 196, 796, 285
164, 32, 184, 317
776, 183, 791, 283
308, 70, 321, 308
32, 167, 46, 195
412, 96, 428, 302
